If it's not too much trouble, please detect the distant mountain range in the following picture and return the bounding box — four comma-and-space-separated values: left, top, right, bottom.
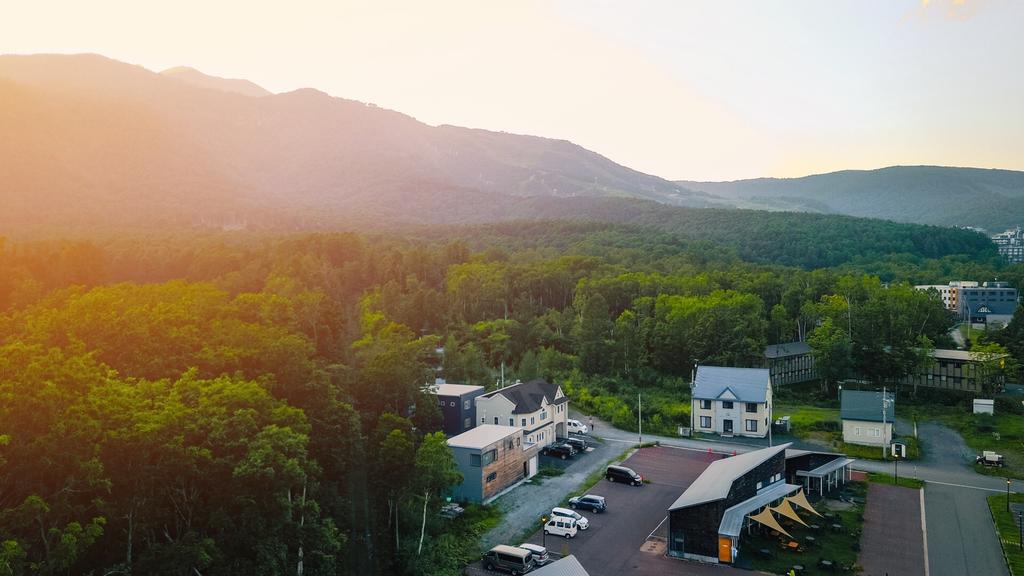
678, 166, 1024, 232
0, 53, 1020, 238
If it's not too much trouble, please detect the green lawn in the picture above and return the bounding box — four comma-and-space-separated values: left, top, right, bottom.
775, 403, 921, 461
988, 492, 1024, 575
866, 471, 925, 489
910, 404, 1024, 479
746, 482, 866, 575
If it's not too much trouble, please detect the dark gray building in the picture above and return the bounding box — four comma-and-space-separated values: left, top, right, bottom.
958, 281, 1019, 326
764, 341, 816, 385
431, 382, 485, 437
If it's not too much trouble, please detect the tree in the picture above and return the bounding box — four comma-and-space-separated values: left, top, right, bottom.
808, 318, 852, 394
413, 433, 462, 556
972, 341, 1018, 394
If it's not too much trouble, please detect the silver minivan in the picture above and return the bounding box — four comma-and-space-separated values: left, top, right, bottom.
483, 544, 535, 574
551, 506, 589, 530
517, 543, 551, 565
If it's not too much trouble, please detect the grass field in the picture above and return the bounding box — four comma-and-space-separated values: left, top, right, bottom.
775, 403, 921, 461
866, 471, 925, 489
988, 492, 1024, 575
909, 404, 1024, 479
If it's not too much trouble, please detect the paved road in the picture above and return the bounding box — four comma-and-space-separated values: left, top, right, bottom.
859, 484, 925, 576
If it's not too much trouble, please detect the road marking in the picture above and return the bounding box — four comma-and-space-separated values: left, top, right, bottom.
921, 486, 930, 576
647, 515, 668, 540
926, 479, 1006, 493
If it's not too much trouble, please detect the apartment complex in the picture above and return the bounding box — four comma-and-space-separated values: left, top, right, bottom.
993, 227, 1024, 264
914, 280, 1018, 325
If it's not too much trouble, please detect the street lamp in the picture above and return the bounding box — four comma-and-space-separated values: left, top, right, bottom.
541, 516, 547, 548
1007, 478, 1012, 512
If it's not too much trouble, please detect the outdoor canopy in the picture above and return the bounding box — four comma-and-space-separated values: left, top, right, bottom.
747, 508, 791, 538
769, 499, 808, 526
785, 489, 822, 517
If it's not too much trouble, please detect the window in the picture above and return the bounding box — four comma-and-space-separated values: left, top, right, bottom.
746, 403, 757, 413
481, 417, 485, 424
745, 419, 757, 432
482, 449, 497, 466
756, 481, 763, 490
700, 400, 711, 410
531, 417, 535, 425
449, 401, 456, 407
541, 411, 548, 420
470, 454, 481, 467
854, 427, 862, 436
700, 416, 712, 428
722, 401, 734, 410
486, 471, 497, 483
464, 400, 470, 410
521, 418, 526, 426
509, 418, 514, 426
493, 417, 499, 425
464, 417, 471, 429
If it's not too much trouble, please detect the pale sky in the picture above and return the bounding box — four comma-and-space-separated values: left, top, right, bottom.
2, 0, 1022, 181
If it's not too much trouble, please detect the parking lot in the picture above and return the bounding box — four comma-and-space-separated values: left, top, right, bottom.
470, 445, 751, 575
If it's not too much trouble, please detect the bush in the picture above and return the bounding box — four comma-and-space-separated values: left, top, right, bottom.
996, 396, 1024, 415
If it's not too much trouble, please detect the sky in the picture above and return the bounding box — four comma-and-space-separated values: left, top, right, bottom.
2, 0, 1022, 181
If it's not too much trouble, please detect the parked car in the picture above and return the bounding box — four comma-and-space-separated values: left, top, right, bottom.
563, 437, 587, 452
605, 465, 643, 486
483, 544, 535, 574
567, 419, 589, 435
543, 516, 578, 539
542, 443, 574, 460
568, 494, 606, 513
977, 450, 1006, 467
517, 543, 551, 566
551, 506, 589, 530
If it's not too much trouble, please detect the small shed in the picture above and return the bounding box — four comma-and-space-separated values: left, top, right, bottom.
973, 399, 995, 415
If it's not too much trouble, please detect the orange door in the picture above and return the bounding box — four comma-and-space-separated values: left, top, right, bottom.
718, 537, 732, 563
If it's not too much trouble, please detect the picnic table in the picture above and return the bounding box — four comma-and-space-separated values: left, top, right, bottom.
830, 523, 843, 532
817, 559, 835, 571
804, 536, 816, 546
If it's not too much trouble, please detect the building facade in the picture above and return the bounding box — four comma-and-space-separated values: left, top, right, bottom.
900, 348, 1008, 393
431, 382, 485, 437
763, 342, 817, 385
840, 390, 894, 447
447, 424, 540, 503
475, 380, 569, 447
993, 227, 1024, 264
957, 281, 1018, 326
692, 366, 772, 439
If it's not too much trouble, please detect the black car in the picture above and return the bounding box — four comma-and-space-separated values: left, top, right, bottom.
568, 494, 606, 513
605, 465, 643, 486
543, 443, 574, 460
563, 437, 587, 453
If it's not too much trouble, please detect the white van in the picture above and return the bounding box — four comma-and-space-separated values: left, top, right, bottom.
517, 543, 551, 565
551, 507, 589, 530
567, 419, 589, 435
544, 516, 578, 539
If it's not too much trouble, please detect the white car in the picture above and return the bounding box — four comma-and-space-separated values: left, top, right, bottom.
517, 543, 551, 565
551, 506, 589, 530
567, 419, 589, 435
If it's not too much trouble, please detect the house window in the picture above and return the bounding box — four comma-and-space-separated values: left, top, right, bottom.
470, 454, 481, 467
854, 427, 862, 436
700, 416, 712, 428
482, 449, 497, 466
531, 417, 535, 425
756, 481, 763, 490
464, 418, 471, 429
722, 401, 734, 410
521, 418, 526, 426
494, 417, 499, 425
541, 411, 548, 420
509, 418, 514, 426
450, 401, 456, 407
700, 400, 711, 410
746, 403, 757, 413
481, 417, 485, 424
486, 471, 497, 483
745, 419, 757, 432
464, 400, 470, 410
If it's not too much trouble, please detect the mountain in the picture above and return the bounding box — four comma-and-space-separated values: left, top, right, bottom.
678, 166, 1024, 232
0, 53, 720, 235
161, 66, 271, 97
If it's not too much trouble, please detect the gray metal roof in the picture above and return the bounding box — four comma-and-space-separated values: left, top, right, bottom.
531, 555, 590, 576
669, 443, 791, 511
840, 390, 894, 423
482, 379, 567, 414
794, 458, 855, 479
446, 424, 520, 450
764, 341, 811, 359
431, 383, 484, 397
718, 482, 801, 538
692, 366, 770, 403
932, 348, 1007, 361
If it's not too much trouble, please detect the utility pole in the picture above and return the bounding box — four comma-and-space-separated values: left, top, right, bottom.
881, 386, 888, 460
690, 361, 698, 433
638, 392, 643, 445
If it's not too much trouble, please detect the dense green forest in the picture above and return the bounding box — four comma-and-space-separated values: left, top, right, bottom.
1, 223, 1021, 575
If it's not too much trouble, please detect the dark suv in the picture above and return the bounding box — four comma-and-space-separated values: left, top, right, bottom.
568, 494, 606, 513
563, 437, 587, 452
542, 443, 574, 460
605, 465, 643, 486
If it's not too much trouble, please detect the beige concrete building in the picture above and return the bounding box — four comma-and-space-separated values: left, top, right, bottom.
692, 366, 772, 439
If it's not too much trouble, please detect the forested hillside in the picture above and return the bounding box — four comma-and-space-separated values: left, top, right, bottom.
2, 228, 1022, 575
679, 166, 1024, 231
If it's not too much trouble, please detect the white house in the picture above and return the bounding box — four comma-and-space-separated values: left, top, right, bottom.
691, 366, 772, 439
840, 390, 894, 447
475, 379, 569, 446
